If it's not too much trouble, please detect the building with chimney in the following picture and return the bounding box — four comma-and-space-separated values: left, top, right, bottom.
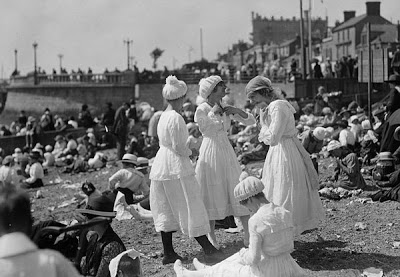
251, 12, 328, 45
322, 1, 392, 62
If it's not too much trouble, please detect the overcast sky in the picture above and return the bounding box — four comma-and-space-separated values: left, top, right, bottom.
1, 0, 399, 76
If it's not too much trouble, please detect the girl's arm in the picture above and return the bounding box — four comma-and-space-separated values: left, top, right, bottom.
239, 225, 262, 265
258, 104, 288, 146
170, 115, 192, 157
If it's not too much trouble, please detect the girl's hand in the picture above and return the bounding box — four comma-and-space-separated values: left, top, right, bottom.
211, 103, 224, 116
223, 105, 239, 116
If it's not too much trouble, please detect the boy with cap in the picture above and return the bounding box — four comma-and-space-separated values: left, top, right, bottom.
0, 186, 81, 277
327, 140, 366, 190
109, 154, 150, 220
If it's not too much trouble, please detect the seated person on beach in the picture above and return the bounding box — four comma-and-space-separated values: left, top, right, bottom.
173, 176, 307, 277
43, 145, 55, 167
21, 151, 44, 189
75, 194, 126, 277
53, 135, 67, 158
300, 127, 327, 173
327, 140, 366, 190
109, 154, 150, 220
0, 185, 81, 277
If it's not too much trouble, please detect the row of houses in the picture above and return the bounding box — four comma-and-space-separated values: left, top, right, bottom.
219, 1, 400, 78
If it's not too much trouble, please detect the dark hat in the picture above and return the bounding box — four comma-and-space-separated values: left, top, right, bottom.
336, 120, 348, 128
29, 151, 41, 160
385, 74, 400, 84
76, 195, 116, 218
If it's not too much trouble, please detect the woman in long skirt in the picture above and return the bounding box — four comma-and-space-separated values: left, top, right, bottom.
245, 76, 325, 235
149, 76, 221, 265
195, 75, 256, 247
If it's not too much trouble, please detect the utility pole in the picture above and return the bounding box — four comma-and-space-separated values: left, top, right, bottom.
124, 39, 133, 70
14, 49, 18, 73
188, 46, 194, 63
308, 0, 313, 77
367, 23, 372, 123
200, 28, 204, 60
58, 54, 63, 73
33, 42, 38, 85
300, 0, 306, 79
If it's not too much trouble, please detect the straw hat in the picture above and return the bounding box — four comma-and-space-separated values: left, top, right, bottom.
120, 153, 138, 165
313, 127, 327, 141
378, 152, 394, 161
76, 195, 117, 218
109, 249, 142, 277
136, 157, 149, 170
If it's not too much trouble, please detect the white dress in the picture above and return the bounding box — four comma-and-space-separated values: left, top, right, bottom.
259, 100, 325, 235
195, 102, 256, 220
149, 110, 210, 237
203, 203, 307, 277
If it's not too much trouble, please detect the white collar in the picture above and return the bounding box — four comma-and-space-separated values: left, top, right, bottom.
0, 232, 37, 258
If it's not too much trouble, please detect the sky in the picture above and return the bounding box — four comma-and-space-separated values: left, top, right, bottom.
1, 0, 399, 77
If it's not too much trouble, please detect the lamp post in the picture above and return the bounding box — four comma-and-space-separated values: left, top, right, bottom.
58, 54, 63, 73
33, 42, 38, 85
14, 49, 18, 74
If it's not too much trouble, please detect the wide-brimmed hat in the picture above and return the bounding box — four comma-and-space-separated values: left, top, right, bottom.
120, 153, 138, 165
394, 126, 400, 141
136, 157, 149, 170
385, 74, 400, 84
77, 195, 116, 218
327, 140, 342, 152
313, 127, 327, 141
109, 249, 142, 277
378, 152, 394, 161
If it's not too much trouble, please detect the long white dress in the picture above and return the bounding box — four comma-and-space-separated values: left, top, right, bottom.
195, 102, 256, 220
258, 100, 325, 235
203, 203, 307, 277
149, 110, 210, 237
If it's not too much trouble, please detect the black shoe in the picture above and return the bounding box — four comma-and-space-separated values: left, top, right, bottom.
162, 253, 187, 265
204, 249, 224, 264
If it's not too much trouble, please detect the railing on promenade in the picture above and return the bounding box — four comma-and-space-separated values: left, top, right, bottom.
9, 72, 135, 86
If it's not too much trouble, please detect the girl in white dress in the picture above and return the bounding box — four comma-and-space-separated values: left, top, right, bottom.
149, 76, 222, 265
195, 75, 256, 247
173, 176, 307, 277
245, 76, 324, 235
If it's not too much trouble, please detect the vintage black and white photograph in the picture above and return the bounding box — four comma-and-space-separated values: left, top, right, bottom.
1, 0, 400, 276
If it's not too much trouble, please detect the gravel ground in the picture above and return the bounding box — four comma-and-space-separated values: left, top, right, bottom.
29, 149, 400, 276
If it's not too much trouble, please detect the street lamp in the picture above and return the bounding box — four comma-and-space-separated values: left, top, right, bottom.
33, 42, 38, 84
58, 54, 63, 73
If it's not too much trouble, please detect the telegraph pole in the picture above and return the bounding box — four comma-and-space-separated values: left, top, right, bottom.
200, 28, 204, 60
14, 49, 18, 73
58, 54, 63, 73
367, 23, 372, 122
124, 39, 133, 70
308, 0, 313, 77
33, 42, 38, 85
300, 0, 306, 79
